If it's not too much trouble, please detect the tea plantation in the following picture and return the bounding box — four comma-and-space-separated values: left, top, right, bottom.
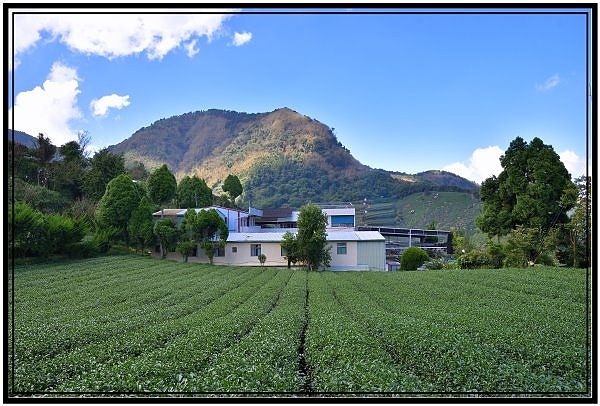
7, 256, 591, 398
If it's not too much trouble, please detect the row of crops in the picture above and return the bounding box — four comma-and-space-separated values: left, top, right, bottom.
8, 256, 591, 397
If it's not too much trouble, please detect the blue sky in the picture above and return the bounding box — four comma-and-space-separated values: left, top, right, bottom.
8, 6, 592, 183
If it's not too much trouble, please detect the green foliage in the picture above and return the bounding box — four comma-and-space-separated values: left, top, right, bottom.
95, 174, 142, 246
68, 197, 97, 231
258, 253, 267, 266
153, 219, 178, 259
422, 257, 446, 270
9, 201, 47, 257
477, 137, 577, 238
182, 208, 229, 243
177, 175, 212, 208
9, 201, 86, 258
53, 140, 88, 200
44, 213, 86, 254
125, 160, 149, 181
34, 133, 56, 188
280, 231, 299, 268
296, 204, 331, 270
92, 225, 119, 253
9, 177, 70, 213
9, 257, 589, 394
147, 164, 177, 209
181, 208, 228, 264
563, 176, 591, 268
451, 228, 476, 255
9, 140, 39, 183
503, 226, 557, 267
176, 240, 196, 262
222, 174, 243, 203
82, 148, 126, 202
457, 240, 506, 270
66, 239, 100, 259
485, 240, 506, 269
400, 246, 429, 271
127, 197, 155, 253
457, 249, 490, 269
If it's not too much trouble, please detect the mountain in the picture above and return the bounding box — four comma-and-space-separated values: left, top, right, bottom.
8, 129, 38, 148
109, 107, 367, 182
108, 107, 479, 211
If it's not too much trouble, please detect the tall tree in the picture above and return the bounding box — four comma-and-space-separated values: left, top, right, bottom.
296, 204, 331, 271
82, 148, 126, 201
154, 218, 178, 259
95, 174, 142, 247
35, 133, 56, 187
54, 140, 88, 200
177, 175, 212, 208
148, 164, 177, 216
280, 231, 299, 269
564, 175, 591, 267
222, 174, 243, 204
127, 196, 155, 254
476, 137, 577, 238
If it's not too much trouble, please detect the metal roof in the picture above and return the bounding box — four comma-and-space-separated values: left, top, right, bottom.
227, 230, 385, 243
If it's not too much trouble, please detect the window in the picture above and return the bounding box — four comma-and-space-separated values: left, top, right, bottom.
215, 243, 225, 257
251, 244, 261, 256
232, 246, 237, 253
331, 215, 355, 227
281, 246, 287, 257
337, 242, 347, 255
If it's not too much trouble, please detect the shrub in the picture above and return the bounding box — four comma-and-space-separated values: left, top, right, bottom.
258, 253, 267, 266
457, 249, 489, 269
422, 257, 446, 270
400, 247, 429, 271
485, 241, 506, 269
67, 239, 100, 259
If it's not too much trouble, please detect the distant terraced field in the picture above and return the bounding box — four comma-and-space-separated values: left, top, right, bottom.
355, 191, 482, 233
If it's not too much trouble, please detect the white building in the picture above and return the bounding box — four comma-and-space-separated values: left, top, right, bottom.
153, 203, 387, 271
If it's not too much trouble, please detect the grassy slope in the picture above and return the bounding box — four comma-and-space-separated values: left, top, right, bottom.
8, 256, 590, 396
355, 191, 483, 234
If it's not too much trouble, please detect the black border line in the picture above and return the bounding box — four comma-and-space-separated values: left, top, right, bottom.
4, 3, 597, 402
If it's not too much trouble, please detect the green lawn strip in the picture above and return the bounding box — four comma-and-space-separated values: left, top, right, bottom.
12, 262, 265, 392
54, 268, 290, 392
338, 269, 587, 392
185, 269, 306, 392
305, 272, 432, 393
12, 258, 229, 364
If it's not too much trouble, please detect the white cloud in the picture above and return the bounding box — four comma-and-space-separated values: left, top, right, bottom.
90, 94, 131, 117
559, 149, 587, 178
535, 74, 560, 91
184, 39, 200, 57
442, 146, 504, 184
8, 62, 82, 146
232, 31, 252, 46
10, 13, 233, 68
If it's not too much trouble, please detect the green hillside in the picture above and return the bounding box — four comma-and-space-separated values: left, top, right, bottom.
355, 191, 483, 233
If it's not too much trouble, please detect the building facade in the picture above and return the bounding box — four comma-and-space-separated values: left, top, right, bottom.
153, 203, 387, 271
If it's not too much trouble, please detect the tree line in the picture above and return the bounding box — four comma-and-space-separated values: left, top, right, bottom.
457, 137, 590, 269
8, 133, 243, 260
8, 133, 590, 269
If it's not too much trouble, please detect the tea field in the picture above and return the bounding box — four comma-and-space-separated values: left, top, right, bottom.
7, 256, 591, 398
